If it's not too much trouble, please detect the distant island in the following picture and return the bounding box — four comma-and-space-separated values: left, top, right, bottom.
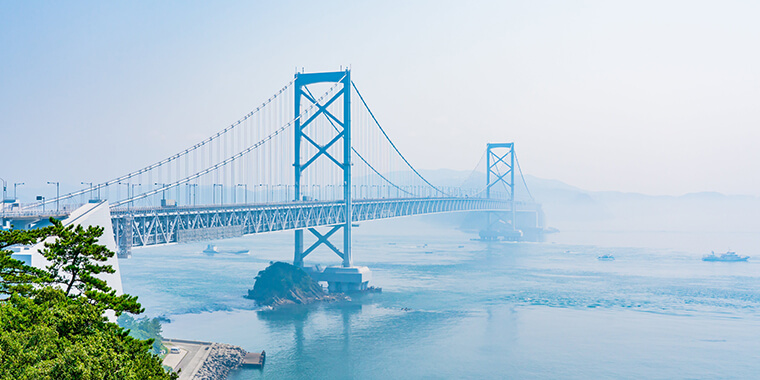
246, 262, 347, 307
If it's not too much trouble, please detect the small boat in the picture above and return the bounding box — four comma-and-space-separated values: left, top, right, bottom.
204, 244, 250, 255
597, 254, 615, 261
702, 250, 749, 262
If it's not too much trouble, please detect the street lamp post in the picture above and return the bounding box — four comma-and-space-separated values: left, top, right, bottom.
130, 184, 141, 210
0, 177, 7, 216
0, 177, 5, 217
81, 182, 93, 201
47, 181, 60, 212
186, 184, 198, 206
312, 184, 320, 201
117, 182, 129, 209
154, 183, 166, 200
154, 183, 167, 207
258, 184, 269, 203
14, 182, 24, 200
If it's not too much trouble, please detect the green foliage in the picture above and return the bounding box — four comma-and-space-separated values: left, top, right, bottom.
0, 287, 176, 380
0, 227, 53, 296
42, 218, 142, 315
117, 315, 166, 356
0, 219, 173, 378
0, 225, 52, 251
247, 261, 324, 305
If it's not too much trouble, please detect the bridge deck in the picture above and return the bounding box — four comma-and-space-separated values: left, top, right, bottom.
111, 197, 527, 253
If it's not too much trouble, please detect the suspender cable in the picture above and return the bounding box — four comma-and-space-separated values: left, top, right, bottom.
351, 82, 450, 197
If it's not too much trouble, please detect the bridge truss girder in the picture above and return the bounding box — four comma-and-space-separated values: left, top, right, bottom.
111, 198, 515, 254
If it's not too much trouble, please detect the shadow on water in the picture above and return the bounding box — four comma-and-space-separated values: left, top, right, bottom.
241, 300, 364, 378
229, 295, 463, 380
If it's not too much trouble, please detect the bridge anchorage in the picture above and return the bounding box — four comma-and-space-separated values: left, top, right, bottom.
4, 68, 545, 293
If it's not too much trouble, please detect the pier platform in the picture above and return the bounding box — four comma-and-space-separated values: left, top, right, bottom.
242, 350, 266, 368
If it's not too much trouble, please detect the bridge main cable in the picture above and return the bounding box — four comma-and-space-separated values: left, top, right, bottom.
514, 150, 534, 202
112, 79, 344, 207
351, 81, 451, 197
24, 79, 296, 210
300, 86, 414, 197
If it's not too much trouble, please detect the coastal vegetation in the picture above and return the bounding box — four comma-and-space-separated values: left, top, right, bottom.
0, 219, 176, 380
117, 314, 167, 356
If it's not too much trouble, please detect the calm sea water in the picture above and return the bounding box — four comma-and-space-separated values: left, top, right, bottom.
119, 217, 760, 379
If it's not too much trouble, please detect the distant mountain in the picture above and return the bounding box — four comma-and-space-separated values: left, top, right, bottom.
416, 169, 760, 233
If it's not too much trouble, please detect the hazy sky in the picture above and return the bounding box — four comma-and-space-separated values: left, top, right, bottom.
1, 1, 759, 196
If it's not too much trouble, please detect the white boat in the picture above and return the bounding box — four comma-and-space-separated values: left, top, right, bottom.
203, 244, 249, 255
702, 250, 749, 262
597, 254, 615, 261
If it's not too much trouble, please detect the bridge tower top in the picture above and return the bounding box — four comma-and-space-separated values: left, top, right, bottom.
486, 142, 515, 202
293, 69, 353, 268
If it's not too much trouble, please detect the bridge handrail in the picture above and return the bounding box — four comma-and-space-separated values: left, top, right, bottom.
108, 196, 538, 217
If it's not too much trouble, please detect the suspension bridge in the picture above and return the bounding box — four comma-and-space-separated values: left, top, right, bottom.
2, 69, 543, 290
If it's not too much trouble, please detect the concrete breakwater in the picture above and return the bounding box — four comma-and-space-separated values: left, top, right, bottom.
192, 343, 247, 380
162, 339, 247, 380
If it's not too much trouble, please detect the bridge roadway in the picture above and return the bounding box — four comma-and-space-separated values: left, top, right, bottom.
111, 196, 518, 255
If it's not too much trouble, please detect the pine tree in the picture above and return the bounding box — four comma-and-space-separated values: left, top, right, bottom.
41, 218, 142, 315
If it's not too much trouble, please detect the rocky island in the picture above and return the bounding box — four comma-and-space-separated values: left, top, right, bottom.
246, 262, 348, 307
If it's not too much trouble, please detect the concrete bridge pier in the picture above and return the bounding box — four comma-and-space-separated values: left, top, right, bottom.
306, 265, 372, 293
116, 215, 133, 258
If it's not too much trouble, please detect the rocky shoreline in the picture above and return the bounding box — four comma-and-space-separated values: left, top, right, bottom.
191, 343, 246, 380
264, 290, 350, 309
